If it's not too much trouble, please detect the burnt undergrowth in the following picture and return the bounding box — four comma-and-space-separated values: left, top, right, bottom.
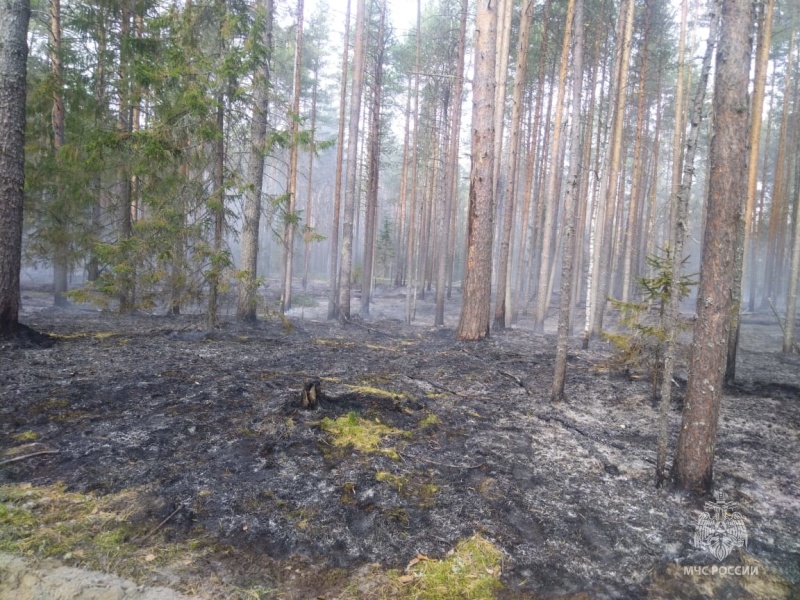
1, 290, 798, 599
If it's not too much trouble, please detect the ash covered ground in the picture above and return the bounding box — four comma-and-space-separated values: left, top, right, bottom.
1, 283, 799, 599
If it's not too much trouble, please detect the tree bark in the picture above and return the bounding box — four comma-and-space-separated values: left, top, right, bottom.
337, 0, 367, 323
0, 0, 30, 337
434, 0, 467, 327
673, 0, 754, 495
281, 0, 305, 313
494, 0, 535, 330
456, 0, 497, 341
552, 0, 584, 403
361, 0, 386, 316
327, 0, 350, 319
533, 0, 576, 332
404, 0, 422, 324
657, 2, 719, 486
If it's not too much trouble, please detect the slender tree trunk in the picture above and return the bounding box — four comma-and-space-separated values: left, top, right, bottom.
670, 0, 689, 236
404, 0, 422, 324
361, 0, 385, 315
591, 0, 635, 337
673, 0, 754, 495
763, 29, 795, 306
237, 0, 273, 322
657, 3, 719, 486
514, 0, 550, 323
552, 0, 584, 402
785, 177, 800, 352
282, 0, 304, 313
494, 0, 535, 330
0, 0, 30, 337
533, 0, 576, 332
327, 0, 350, 319
337, 0, 367, 323
116, 1, 134, 314
456, 0, 497, 341
435, 0, 467, 326
395, 80, 411, 286
621, 6, 652, 303
303, 58, 319, 291
207, 93, 226, 329
49, 0, 69, 307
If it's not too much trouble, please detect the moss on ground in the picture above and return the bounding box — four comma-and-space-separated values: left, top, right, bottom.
319, 411, 406, 460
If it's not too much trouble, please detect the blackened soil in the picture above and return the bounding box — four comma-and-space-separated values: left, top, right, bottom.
1, 289, 799, 599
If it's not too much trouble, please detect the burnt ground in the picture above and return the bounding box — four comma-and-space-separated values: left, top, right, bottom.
1, 283, 799, 599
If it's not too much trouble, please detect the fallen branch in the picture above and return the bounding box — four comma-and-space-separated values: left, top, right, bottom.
497, 370, 530, 395
0, 450, 60, 467
405, 375, 479, 399
139, 505, 183, 542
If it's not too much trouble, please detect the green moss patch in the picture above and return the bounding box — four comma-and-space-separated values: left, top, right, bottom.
319, 412, 405, 460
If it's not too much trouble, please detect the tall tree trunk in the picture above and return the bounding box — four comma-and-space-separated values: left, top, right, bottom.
657, 3, 719, 486
0, 0, 30, 337
50, 0, 69, 307
337, 0, 367, 323
361, 0, 386, 315
621, 5, 652, 303
513, 0, 550, 323
669, 0, 690, 236
327, 0, 350, 319
673, 0, 754, 495
763, 29, 795, 307
533, 0, 576, 332
590, 0, 635, 338
552, 0, 584, 402
404, 0, 422, 324
456, 0, 497, 341
282, 0, 305, 313
303, 62, 319, 291
435, 0, 467, 327
237, 0, 274, 322
395, 79, 411, 286
207, 93, 225, 329
742, 0, 773, 311
116, 1, 134, 314
494, 0, 535, 330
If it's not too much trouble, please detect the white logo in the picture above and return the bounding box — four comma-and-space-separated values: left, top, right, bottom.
694, 492, 748, 561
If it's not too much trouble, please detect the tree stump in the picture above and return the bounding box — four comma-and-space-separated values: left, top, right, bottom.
301, 379, 322, 409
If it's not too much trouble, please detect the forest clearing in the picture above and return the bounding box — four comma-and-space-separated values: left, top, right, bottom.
1, 286, 798, 598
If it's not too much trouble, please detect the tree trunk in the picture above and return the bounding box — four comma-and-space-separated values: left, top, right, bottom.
303, 55, 319, 291
669, 0, 689, 237
589, 0, 635, 335
552, 0, 584, 403
0, 0, 30, 337
337, 0, 367, 323
456, 0, 497, 341
657, 2, 719, 486
281, 0, 305, 313
117, 1, 134, 314
49, 0, 70, 307
327, 0, 350, 320
361, 0, 385, 316
404, 0, 422, 324
533, 0, 576, 332
237, 0, 273, 322
621, 6, 652, 303
494, 0, 535, 330
435, 0, 467, 327
673, 0, 754, 495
